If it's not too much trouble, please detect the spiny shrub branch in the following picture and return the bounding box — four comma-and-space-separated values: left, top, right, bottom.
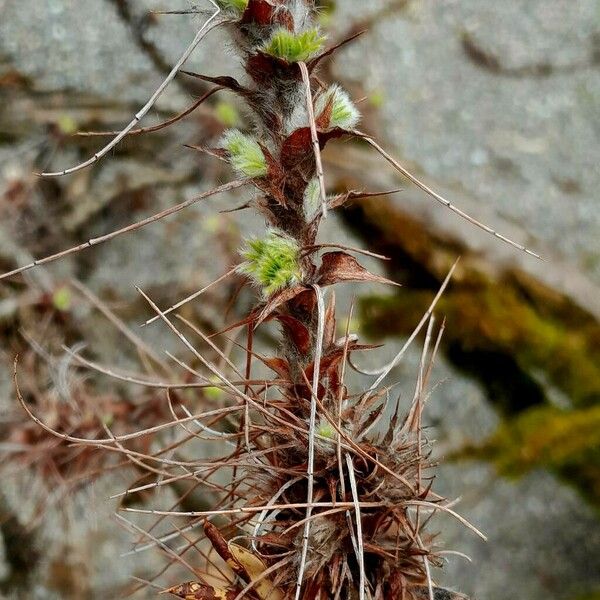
4, 1, 549, 599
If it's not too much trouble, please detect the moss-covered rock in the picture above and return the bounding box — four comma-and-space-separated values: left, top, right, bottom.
360, 284, 600, 410
342, 194, 600, 508
459, 405, 600, 506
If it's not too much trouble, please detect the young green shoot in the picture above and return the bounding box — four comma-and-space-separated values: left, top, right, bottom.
262, 28, 326, 63
317, 85, 361, 130
303, 177, 322, 219
221, 130, 268, 178
239, 231, 302, 296
215, 0, 248, 14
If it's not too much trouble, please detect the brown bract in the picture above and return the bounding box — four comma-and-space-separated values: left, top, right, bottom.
165, 581, 239, 599
315, 251, 401, 287
241, 0, 294, 30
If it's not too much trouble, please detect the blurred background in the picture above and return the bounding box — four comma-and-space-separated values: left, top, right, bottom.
0, 0, 599, 598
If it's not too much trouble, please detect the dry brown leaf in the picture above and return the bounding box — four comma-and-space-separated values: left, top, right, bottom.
229, 544, 284, 600
315, 252, 400, 287
256, 285, 309, 325
281, 127, 346, 170
163, 581, 237, 599
204, 523, 284, 600
276, 314, 311, 355
262, 356, 291, 379
242, 0, 293, 29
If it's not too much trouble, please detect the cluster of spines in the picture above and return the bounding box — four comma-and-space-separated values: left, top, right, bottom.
0, 0, 483, 597
163, 3, 462, 598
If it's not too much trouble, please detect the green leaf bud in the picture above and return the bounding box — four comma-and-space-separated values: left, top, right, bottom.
221, 129, 268, 178
303, 177, 322, 219
262, 28, 326, 63
239, 230, 302, 296
316, 85, 361, 130
215, 0, 248, 14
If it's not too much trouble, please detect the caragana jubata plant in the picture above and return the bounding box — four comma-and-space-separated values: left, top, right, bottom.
5, 0, 544, 598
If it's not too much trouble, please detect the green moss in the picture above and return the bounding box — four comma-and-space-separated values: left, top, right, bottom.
572, 591, 600, 600
239, 230, 302, 296
262, 28, 326, 63
361, 285, 600, 408
221, 130, 268, 178
464, 405, 600, 507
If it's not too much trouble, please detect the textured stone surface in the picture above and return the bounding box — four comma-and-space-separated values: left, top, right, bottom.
335, 0, 600, 283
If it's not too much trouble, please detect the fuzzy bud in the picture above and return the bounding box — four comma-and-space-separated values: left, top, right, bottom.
262, 27, 325, 63
317, 420, 336, 440
316, 85, 361, 130
221, 129, 268, 178
303, 177, 322, 219
239, 230, 302, 296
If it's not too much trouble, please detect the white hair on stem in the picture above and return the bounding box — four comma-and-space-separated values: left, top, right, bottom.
295, 283, 326, 600
346, 453, 366, 600
299, 62, 328, 218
